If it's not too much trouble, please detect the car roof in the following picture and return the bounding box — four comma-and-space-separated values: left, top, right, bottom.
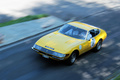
68, 21, 97, 31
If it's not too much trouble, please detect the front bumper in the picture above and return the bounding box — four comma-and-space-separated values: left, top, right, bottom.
32, 46, 67, 60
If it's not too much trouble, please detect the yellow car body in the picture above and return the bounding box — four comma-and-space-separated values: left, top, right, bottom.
32, 21, 107, 63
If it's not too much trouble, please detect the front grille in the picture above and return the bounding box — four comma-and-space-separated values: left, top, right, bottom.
34, 48, 64, 60
39, 51, 53, 57
33, 44, 54, 55
40, 47, 53, 55
33, 45, 64, 60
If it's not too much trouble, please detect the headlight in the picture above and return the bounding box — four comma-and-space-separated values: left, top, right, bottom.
52, 52, 66, 57
32, 44, 42, 50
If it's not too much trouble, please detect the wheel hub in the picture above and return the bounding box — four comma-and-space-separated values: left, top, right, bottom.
71, 54, 76, 63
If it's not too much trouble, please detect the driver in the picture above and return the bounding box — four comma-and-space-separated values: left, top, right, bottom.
86, 32, 92, 40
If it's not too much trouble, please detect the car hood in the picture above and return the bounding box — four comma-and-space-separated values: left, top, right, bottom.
35, 31, 85, 53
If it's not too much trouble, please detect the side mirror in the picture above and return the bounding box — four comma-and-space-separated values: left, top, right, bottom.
88, 38, 91, 41
87, 37, 91, 41
89, 38, 92, 41
88, 37, 93, 41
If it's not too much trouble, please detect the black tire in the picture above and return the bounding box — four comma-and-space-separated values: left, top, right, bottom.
94, 39, 102, 51
66, 52, 77, 65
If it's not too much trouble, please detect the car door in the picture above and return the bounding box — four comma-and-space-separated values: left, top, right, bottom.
81, 40, 91, 54
80, 31, 92, 54
89, 29, 100, 47
86, 31, 94, 51
84, 31, 96, 52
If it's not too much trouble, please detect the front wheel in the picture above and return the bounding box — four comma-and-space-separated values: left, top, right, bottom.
94, 39, 102, 51
66, 52, 77, 65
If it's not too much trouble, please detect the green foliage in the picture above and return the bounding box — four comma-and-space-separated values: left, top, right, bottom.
114, 75, 120, 80
0, 14, 49, 27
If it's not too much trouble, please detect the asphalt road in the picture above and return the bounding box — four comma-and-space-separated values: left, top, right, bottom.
0, 7, 120, 80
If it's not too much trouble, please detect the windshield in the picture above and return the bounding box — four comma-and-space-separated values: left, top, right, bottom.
59, 24, 87, 40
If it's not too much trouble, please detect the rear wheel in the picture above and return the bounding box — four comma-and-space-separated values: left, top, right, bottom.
94, 39, 102, 51
66, 52, 77, 65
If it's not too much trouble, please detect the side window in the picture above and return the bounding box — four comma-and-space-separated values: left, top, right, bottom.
90, 29, 100, 37
94, 29, 100, 35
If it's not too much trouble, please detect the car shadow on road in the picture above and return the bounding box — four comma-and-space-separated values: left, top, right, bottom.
34, 53, 66, 67
34, 49, 94, 67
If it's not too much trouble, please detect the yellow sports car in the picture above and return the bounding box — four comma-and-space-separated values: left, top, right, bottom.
32, 21, 107, 65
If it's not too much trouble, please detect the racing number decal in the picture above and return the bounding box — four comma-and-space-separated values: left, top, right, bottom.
91, 38, 95, 47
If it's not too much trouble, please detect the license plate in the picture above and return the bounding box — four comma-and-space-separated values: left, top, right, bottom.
42, 55, 49, 59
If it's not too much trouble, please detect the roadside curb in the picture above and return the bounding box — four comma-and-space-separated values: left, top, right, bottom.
0, 18, 74, 48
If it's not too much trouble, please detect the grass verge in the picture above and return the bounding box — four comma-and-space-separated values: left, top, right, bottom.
0, 14, 49, 27
113, 74, 120, 80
